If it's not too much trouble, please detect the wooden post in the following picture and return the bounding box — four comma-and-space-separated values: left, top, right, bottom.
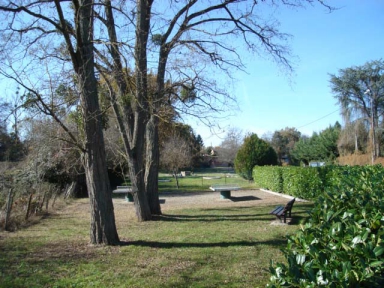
25, 192, 34, 220
4, 188, 14, 231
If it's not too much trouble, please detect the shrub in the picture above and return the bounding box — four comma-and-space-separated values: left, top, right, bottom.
281, 167, 323, 200
253, 166, 283, 192
268, 165, 384, 287
235, 134, 277, 180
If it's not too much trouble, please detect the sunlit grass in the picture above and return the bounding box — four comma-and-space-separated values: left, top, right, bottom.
0, 169, 312, 288
159, 167, 254, 193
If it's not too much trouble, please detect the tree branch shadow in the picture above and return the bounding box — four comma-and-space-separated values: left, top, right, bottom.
119, 238, 288, 249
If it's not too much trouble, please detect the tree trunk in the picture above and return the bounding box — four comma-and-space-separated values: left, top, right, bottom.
25, 192, 33, 221
174, 169, 180, 189
128, 0, 153, 220
66, 0, 119, 245
64, 181, 77, 199
145, 115, 162, 215
101, 0, 152, 221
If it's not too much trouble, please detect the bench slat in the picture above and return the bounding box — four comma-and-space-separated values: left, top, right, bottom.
269, 198, 296, 223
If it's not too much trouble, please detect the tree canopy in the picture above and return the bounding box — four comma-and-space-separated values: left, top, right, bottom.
330, 59, 384, 163
292, 122, 341, 165
270, 127, 301, 165
234, 133, 277, 180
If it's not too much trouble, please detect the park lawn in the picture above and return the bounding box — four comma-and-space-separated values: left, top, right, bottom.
158, 167, 255, 193
0, 169, 312, 287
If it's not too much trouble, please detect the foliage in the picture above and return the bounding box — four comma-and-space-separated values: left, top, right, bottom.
235, 134, 278, 180
292, 123, 341, 165
268, 165, 384, 287
338, 119, 368, 155
330, 59, 384, 160
253, 166, 283, 192
0, 130, 25, 162
0, 96, 25, 162
270, 127, 301, 165
281, 167, 323, 200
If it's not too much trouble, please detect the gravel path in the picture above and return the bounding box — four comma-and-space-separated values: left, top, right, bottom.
113, 189, 291, 212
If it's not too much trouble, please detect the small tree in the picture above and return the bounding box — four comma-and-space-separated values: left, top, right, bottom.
234, 134, 277, 180
160, 136, 192, 189
270, 127, 301, 164
217, 127, 243, 167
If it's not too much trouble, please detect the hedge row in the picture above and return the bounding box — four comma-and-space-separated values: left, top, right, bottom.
267, 165, 384, 287
253, 165, 350, 200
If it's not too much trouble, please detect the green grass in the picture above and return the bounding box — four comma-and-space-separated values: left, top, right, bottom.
159, 167, 254, 193
0, 169, 313, 288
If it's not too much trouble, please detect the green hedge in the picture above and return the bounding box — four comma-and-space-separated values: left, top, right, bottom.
253, 166, 283, 192
268, 165, 384, 287
252, 165, 363, 201
253, 165, 324, 200
281, 167, 323, 200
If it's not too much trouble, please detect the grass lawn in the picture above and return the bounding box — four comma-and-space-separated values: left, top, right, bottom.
0, 169, 312, 288
158, 167, 255, 193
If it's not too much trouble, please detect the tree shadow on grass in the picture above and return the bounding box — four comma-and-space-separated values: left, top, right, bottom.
119, 238, 288, 249
153, 212, 274, 222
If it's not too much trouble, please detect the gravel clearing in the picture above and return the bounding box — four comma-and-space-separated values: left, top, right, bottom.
113, 189, 291, 212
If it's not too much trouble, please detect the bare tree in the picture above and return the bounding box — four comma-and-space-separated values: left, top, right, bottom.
160, 135, 193, 189
0, 1, 119, 244
90, 0, 333, 221
216, 127, 243, 166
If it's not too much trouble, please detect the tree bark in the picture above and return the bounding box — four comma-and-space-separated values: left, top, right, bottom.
100, 0, 152, 221
4, 188, 14, 231
145, 115, 162, 215
25, 192, 33, 221
127, 0, 153, 220
57, 0, 120, 244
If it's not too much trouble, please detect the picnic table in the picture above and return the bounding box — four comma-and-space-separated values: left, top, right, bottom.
113, 186, 134, 202
209, 184, 241, 199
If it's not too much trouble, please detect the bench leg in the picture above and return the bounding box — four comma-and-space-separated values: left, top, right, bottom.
125, 193, 134, 202
220, 190, 231, 199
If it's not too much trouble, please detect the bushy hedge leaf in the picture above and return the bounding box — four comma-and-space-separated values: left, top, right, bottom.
267, 165, 384, 287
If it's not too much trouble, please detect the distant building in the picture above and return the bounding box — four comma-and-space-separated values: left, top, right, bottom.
309, 161, 325, 167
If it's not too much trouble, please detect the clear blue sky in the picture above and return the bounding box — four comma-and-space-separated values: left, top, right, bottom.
191, 0, 384, 147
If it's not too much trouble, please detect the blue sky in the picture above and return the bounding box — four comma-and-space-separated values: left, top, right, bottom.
192, 0, 384, 147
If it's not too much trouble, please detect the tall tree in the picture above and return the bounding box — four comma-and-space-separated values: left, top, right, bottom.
291, 122, 341, 165
235, 133, 277, 180
330, 59, 384, 163
143, 0, 333, 215
270, 127, 301, 164
0, 1, 119, 244
96, 0, 154, 220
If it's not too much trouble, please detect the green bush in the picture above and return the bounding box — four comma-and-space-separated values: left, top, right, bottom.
253, 166, 283, 192
235, 134, 277, 180
281, 167, 323, 200
268, 165, 384, 287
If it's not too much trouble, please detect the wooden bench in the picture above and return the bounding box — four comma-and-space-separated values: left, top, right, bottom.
270, 198, 296, 223
209, 184, 240, 199
113, 186, 134, 202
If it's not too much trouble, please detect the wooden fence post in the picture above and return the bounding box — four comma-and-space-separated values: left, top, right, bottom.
4, 188, 14, 231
